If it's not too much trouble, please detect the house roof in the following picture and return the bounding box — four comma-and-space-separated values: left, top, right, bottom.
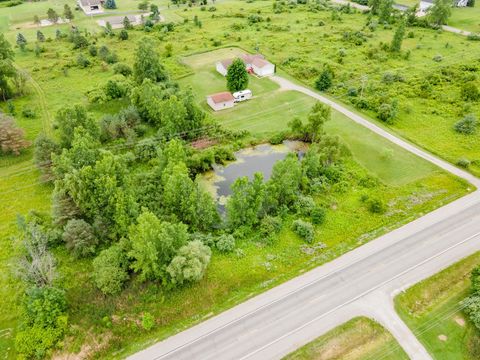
79, 0, 101, 6
220, 59, 233, 69
209, 92, 234, 103
251, 58, 271, 69
219, 54, 267, 69
242, 54, 265, 63
104, 15, 137, 25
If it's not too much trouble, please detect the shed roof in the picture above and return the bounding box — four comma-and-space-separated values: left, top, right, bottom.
209, 92, 234, 103
80, 0, 101, 6
251, 58, 271, 68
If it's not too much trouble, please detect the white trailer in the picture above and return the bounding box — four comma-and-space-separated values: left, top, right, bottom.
233, 89, 252, 103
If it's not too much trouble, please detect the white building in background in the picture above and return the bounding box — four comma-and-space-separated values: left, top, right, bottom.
216, 53, 275, 77
207, 92, 235, 111
78, 0, 104, 15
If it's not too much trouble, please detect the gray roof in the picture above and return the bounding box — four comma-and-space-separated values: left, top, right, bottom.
104, 15, 137, 25
79, 0, 101, 7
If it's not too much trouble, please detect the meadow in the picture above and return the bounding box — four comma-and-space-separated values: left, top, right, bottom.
0, 0, 478, 357
395, 252, 480, 359
449, 3, 480, 33
283, 317, 409, 360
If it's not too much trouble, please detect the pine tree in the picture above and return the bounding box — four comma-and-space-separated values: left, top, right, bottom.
64, 4, 74, 21
36, 31, 45, 42
47, 8, 59, 23
123, 16, 132, 29
16, 33, 27, 51
390, 19, 406, 52
226, 58, 249, 92
105, 0, 117, 9
33, 15, 40, 25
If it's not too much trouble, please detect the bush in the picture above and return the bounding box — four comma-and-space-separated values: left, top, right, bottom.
113, 62, 132, 76
315, 66, 333, 91
454, 114, 477, 135
311, 206, 326, 225
260, 215, 282, 243
0, 114, 30, 155
88, 45, 97, 56
461, 82, 480, 102
141, 312, 155, 330
76, 53, 91, 68
215, 234, 235, 252
295, 195, 316, 216
104, 76, 131, 100
23, 286, 67, 328
366, 197, 386, 214
292, 219, 315, 243
92, 244, 129, 295
377, 102, 398, 124
166, 240, 211, 286
22, 108, 36, 119
457, 158, 471, 168
119, 29, 129, 40
62, 219, 98, 258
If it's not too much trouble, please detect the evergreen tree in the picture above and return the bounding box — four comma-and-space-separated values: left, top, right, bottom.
429, 0, 452, 25
123, 16, 132, 29
390, 19, 406, 52
33, 15, 41, 25
63, 4, 74, 21
105, 0, 117, 9
16, 33, 27, 51
47, 8, 59, 23
226, 58, 249, 92
36, 31, 45, 42
315, 66, 333, 91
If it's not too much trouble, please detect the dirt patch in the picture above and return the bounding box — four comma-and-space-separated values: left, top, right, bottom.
438, 334, 448, 342
454, 316, 466, 327
53, 331, 112, 360
190, 137, 218, 149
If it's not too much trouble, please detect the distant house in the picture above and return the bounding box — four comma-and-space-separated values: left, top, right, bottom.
78, 0, 104, 15
207, 92, 235, 111
216, 54, 275, 77
97, 15, 142, 29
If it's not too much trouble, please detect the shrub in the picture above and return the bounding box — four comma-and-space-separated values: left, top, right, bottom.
88, 45, 97, 56
76, 53, 91, 68
119, 29, 129, 40
315, 66, 333, 91
292, 219, 315, 243
141, 312, 155, 330
260, 215, 282, 243
23, 286, 67, 328
92, 244, 129, 295
166, 240, 212, 286
295, 195, 316, 216
104, 76, 131, 100
432, 54, 443, 62
62, 219, 98, 258
113, 62, 132, 76
311, 206, 326, 225
454, 114, 477, 135
22, 108, 36, 118
0, 114, 30, 155
366, 197, 386, 214
377, 102, 398, 123
457, 158, 471, 168
461, 82, 480, 102
215, 234, 236, 252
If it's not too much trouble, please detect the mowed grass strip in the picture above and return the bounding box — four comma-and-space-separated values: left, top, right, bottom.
395, 252, 480, 360
283, 317, 409, 360
449, 4, 480, 33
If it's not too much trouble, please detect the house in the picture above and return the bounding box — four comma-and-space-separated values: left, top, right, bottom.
216, 53, 275, 77
207, 92, 235, 111
233, 89, 252, 103
78, 0, 104, 15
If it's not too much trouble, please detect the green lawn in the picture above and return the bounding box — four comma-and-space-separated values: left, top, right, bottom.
449, 4, 480, 34
395, 252, 480, 360
283, 317, 409, 360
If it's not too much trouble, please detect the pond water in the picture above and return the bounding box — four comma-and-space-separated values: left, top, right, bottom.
201, 141, 306, 206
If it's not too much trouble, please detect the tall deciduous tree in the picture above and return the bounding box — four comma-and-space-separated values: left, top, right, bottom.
226, 58, 249, 92
379, 0, 394, 23
128, 211, 188, 281
54, 105, 99, 148
0, 34, 16, 100
133, 38, 168, 84
429, 0, 452, 25
390, 19, 406, 52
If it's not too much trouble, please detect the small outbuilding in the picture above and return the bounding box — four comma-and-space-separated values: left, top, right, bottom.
78, 0, 104, 15
250, 58, 275, 77
216, 59, 233, 77
215, 54, 275, 77
207, 92, 235, 111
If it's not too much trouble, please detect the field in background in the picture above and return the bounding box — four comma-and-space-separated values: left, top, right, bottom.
395, 252, 480, 360
449, 4, 480, 33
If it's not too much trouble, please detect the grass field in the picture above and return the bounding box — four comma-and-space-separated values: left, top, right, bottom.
283, 317, 409, 360
449, 4, 480, 33
395, 252, 480, 359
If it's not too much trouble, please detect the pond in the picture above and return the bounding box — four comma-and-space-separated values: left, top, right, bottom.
200, 141, 306, 207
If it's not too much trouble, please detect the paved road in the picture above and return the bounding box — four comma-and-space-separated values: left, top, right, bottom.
129, 76, 480, 360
